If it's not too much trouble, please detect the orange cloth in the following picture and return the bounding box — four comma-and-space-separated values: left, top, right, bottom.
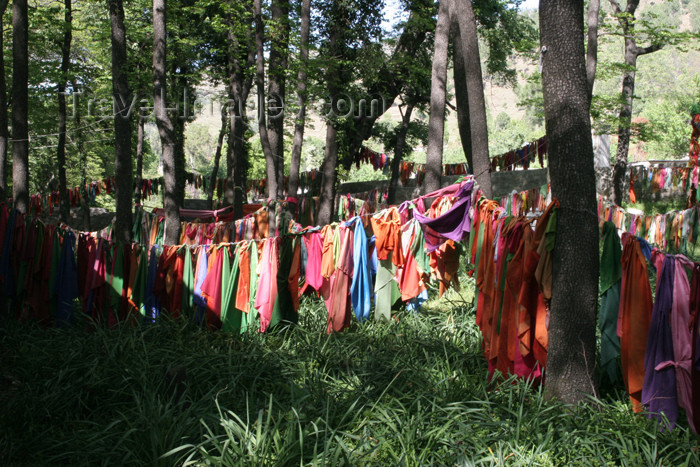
235, 242, 251, 313
320, 225, 335, 279
370, 207, 404, 268
619, 233, 653, 412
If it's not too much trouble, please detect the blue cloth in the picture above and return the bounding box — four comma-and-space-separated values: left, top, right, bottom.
347, 217, 372, 322
406, 289, 428, 313
143, 246, 162, 324
642, 255, 678, 429
637, 237, 653, 263
55, 231, 79, 327
193, 246, 209, 326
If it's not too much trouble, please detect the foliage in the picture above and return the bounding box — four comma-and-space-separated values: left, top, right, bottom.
1, 276, 698, 465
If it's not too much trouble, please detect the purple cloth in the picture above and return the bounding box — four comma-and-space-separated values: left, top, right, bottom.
414, 181, 474, 252
642, 254, 678, 429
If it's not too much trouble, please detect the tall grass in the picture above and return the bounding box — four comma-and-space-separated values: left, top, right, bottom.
1, 287, 698, 465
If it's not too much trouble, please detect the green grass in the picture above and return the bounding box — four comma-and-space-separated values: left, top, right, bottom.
1, 281, 698, 466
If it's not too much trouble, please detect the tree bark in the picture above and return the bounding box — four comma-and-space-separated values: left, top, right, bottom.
287, 0, 310, 204
11, 0, 29, 214
207, 104, 228, 209
586, 0, 600, 99
387, 103, 414, 205
316, 1, 347, 226
540, 0, 599, 404
254, 0, 277, 201
73, 84, 90, 230
317, 123, 338, 226
0, 0, 10, 202
56, 0, 71, 223
109, 0, 133, 243
225, 9, 254, 219
268, 0, 288, 200
451, 0, 491, 198
451, 20, 472, 172
609, 0, 663, 205
424, 0, 451, 195
134, 114, 144, 205
153, 0, 181, 245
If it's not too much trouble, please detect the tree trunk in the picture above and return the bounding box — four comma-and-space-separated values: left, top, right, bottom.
287, 0, 310, 204
254, 0, 277, 201
451, 20, 472, 172
424, 0, 451, 195
387, 103, 414, 205
268, 0, 288, 200
612, 44, 637, 205
540, 0, 599, 404
11, 0, 28, 214
109, 0, 133, 243
173, 71, 187, 207
452, 0, 491, 198
225, 10, 254, 218
134, 114, 144, 205
207, 105, 228, 209
56, 0, 71, 223
0, 0, 10, 202
73, 83, 90, 230
153, 0, 181, 245
586, 0, 600, 99
317, 123, 338, 226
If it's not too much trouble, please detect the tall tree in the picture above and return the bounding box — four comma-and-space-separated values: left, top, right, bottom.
451, 21, 472, 171
153, 0, 181, 244
109, 0, 133, 243
540, 0, 599, 403
424, 0, 451, 195
268, 0, 289, 200
586, 0, 600, 98
287, 0, 310, 205
225, 3, 255, 219
12, 0, 29, 214
387, 101, 414, 205
609, 0, 663, 205
56, 0, 72, 223
451, 0, 491, 198
0, 0, 9, 202
207, 103, 228, 208
254, 0, 277, 200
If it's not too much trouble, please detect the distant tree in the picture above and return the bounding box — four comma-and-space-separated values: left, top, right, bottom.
425, 0, 451, 194
608, 0, 680, 205
12, 0, 29, 214
540, 0, 599, 403
56, 0, 72, 223
153, 0, 181, 244
0, 0, 9, 202
287, 0, 311, 204
109, 0, 133, 243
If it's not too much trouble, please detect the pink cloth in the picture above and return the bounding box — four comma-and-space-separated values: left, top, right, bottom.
302, 232, 323, 292
149, 205, 234, 219
657, 254, 696, 432
255, 238, 278, 332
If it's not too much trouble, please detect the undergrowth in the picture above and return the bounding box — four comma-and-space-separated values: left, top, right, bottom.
1, 279, 698, 466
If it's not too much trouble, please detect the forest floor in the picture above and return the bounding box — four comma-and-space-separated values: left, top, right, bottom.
1, 266, 699, 465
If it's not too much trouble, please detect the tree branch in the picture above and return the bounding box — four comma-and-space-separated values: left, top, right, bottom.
635, 43, 664, 56
608, 0, 621, 15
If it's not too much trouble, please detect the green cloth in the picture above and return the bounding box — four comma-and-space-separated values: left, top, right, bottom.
245, 241, 260, 332
131, 247, 148, 316
220, 248, 242, 333
472, 216, 487, 305
108, 242, 125, 321
599, 221, 622, 386
544, 208, 557, 252
599, 221, 622, 294
181, 247, 194, 317
375, 252, 400, 323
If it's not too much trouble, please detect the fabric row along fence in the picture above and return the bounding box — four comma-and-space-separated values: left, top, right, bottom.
5, 169, 700, 433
